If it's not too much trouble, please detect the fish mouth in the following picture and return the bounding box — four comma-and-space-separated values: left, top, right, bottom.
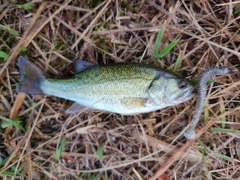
178, 86, 196, 102
191, 86, 197, 94
187, 86, 197, 99
170, 86, 196, 105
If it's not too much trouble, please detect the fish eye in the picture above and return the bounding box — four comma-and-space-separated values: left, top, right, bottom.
178, 80, 187, 89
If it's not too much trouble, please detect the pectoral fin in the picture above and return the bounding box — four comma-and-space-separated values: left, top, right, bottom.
121, 97, 156, 109
144, 97, 158, 107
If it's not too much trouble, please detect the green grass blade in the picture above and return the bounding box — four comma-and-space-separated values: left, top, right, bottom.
234, 8, 240, 14
97, 146, 103, 160
2, 164, 24, 177
16, 3, 33, 9
220, 100, 226, 128
173, 55, 183, 72
54, 138, 67, 160
198, 140, 206, 163
154, 39, 179, 59
0, 24, 20, 36
0, 156, 9, 167
19, 47, 28, 52
14, 164, 24, 175
0, 51, 10, 59
211, 127, 240, 134
153, 29, 164, 57
214, 152, 231, 161
0, 115, 26, 131
2, 170, 15, 176
89, 174, 97, 180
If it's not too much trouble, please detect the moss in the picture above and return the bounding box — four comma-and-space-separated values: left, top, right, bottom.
102, 45, 109, 51
54, 38, 68, 51
99, 35, 105, 41
105, 10, 111, 18
122, 0, 128, 7
105, 21, 111, 29
135, 18, 140, 23
120, 11, 125, 16
133, 7, 139, 13
87, 0, 103, 8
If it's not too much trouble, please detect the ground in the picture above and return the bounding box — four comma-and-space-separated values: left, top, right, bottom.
0, 0, 240, 180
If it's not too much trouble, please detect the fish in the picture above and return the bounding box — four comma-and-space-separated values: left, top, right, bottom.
17, 56, 196, 115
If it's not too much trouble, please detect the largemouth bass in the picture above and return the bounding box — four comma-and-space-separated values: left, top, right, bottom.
17, 56, 195, 115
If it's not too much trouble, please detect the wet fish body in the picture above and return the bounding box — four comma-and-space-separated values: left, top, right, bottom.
17, 56, 195, 115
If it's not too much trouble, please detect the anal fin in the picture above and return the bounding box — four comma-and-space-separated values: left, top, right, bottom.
66, 102, 89, 114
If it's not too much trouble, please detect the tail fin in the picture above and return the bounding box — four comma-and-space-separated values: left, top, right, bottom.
17, 56, 45, 94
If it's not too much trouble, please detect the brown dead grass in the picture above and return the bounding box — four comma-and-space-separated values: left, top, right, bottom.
0, 0, 240, 179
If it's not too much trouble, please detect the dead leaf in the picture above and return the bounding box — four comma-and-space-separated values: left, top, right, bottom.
10, 92, 26, 120
4, 92, 26, 146
158, 173, 170, 180
63, 155, 75, 163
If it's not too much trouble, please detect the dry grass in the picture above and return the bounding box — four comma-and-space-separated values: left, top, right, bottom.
0, 0, 240, 179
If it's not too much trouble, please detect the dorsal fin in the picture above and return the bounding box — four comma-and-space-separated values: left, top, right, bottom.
73, 60, 95, 73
